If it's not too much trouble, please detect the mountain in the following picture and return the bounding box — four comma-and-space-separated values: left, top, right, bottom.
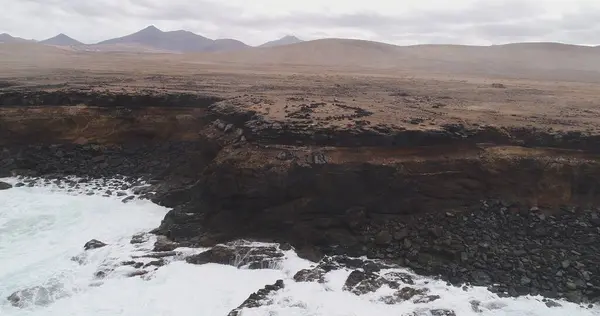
97, 25, 249, 52
189, 38, 600, 82
0, 33, 31, 44
259, 35, 303, 48
40, 33, 83, 46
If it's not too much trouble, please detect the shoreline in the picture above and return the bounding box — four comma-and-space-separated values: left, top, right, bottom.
2, 86, 600, 305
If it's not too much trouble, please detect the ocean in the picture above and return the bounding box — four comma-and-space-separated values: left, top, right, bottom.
1, 177, 598, 316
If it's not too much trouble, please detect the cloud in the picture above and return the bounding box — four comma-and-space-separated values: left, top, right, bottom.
1, 0, 600, 46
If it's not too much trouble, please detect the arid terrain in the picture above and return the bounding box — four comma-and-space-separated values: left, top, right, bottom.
2, 39, 600, 305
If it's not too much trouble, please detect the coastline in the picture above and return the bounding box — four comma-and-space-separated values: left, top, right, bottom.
2, 73, 600, 306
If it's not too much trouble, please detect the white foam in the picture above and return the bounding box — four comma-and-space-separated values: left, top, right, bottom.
1, 177, 599, 316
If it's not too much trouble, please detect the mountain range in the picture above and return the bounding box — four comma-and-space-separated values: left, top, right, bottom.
0, 26, 304, 52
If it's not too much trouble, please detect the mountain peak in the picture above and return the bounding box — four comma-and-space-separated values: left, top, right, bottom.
0, 33, 30, 43
40, 33, 83, 46
259, 35, 304, 48
140, 25, 162, 33
96, 26, 247, 52
281, 35, 301, 41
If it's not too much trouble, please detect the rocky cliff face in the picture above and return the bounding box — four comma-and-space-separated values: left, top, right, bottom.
2, 90, 600, 303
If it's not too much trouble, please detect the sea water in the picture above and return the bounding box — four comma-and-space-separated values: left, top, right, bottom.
1, 177, 599, 316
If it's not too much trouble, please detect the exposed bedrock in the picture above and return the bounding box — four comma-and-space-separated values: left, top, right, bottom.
3, 90, 600, 303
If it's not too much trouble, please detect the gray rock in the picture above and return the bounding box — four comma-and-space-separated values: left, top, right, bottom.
0, 181, 12, 190
375, 231, 392, 245
227, 280, 285, 316
186, 243, 284, 269
566, 282, 578, 290
414, 294, 440, 303
7, 286, 53, 308
431, 309, 457, 316
293, 268, 326, 283
153, 235, 179, 252
84, 239, 107, 250
521, 276, 532, 286
470, 300, 482, 312
393, 228, 409, 240
564, 291, 583, 303
343, 270, 399, 295
311, 152, 327, 164
130, 233, 149, 244
121, 196, 135, 203
545, 300, 562, 308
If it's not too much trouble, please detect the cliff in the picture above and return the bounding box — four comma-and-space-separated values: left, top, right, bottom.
2, 77, 600, 303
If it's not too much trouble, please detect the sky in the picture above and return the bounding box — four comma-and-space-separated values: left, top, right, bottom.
1, 0, 600, 46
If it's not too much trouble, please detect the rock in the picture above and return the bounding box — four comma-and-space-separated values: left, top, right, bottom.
343, 270, 399, 295
311, 152, 327, 164
431, 310, 457, 316
143, 259, 165, 268
0, 181, 13, 190
471, 270, 492, 286
545, 300, 562, 308
562, 260, 571, 269
470, 300, 482, 312
126, 270, 148, 277
130, 233, 149, 244
276, 151, 294, 160
393, 228, 409, 240
84, 239, 107, 250
7, 286, 53, 308
153, 235, 180, 252
396, 287, 426, 300
414, 295, 440, 303
293, 268, 327, 283
227, 280, 285, 316
564, 291, 583, 303
121, 196, 135, 203
185, 243, 284, 269
133, 251, 178, 259
383, 271, 415, 285
375, 231, 392, 245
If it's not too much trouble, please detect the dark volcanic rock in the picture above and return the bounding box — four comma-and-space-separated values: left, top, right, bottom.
84, 239, 107, 250
293, 267, 327, 283
153, 235, 180, 251
430, 310, 457, 316
130, 233, 149, 244
227, 280, 285, 316
185, 242, 284, 269
381, 287, 429, 304
343, 270, 400, 295
0, 181, 12, 190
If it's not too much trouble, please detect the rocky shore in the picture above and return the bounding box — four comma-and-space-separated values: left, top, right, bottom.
3, 89, 600, 305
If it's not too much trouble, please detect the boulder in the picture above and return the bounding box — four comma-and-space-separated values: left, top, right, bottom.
343, 270, 400, 295
186, 243, 284, 269
293, 268, 327, 283
153, 235, 180, 252
130, 233, 150, 244
0, 181, 12, 190
84, 239, 107, 250
381, 287, 429, 304
7, 286, 52, 308
227, 280, 284, 316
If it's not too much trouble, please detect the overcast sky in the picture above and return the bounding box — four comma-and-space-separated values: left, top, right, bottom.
2, 0, 600, 46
